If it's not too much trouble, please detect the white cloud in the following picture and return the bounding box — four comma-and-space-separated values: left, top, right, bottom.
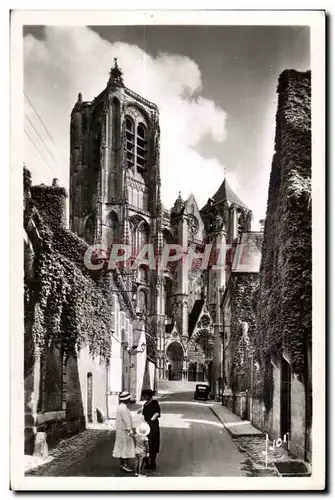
24, 26, 265, 227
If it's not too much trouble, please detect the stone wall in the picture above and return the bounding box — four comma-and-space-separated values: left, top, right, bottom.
24, 170, 138, 454
74, 346, 109, 423
255, 70, 311, 461
290, 374, 308, 459
222, 393, 248, 419
226, 273, 259, 393
272, 361, 281, 439
27, 346, 109, 452
251, 398, 266, 430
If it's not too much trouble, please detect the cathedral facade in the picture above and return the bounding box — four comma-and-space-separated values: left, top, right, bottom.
69, 60, 252, 398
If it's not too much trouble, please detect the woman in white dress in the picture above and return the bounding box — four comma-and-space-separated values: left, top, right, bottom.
113, 391, 135, 472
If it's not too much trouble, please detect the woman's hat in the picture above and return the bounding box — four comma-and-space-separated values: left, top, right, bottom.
119, 391, 131, 401
136, 422, 150, 437
142, 389, 155, 398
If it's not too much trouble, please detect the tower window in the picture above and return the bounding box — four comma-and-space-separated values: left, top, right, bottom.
132, 220, 149, 255
237, 212, 245, 239
112, 98, 120, 152
136, 123, 147, 175
106, 211, 119, 248
137, 289, 148, 315
125, 116, 135, 170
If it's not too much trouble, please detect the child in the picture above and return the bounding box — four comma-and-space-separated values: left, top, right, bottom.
133, 422, 150, 477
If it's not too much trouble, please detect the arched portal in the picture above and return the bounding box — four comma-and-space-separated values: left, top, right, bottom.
166, 342, 183, 381
188, 362, 197, 382
197, 363, 206, 382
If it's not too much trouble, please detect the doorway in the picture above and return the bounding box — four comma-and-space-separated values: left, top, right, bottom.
280, 357, 291, 438
166, 342, 183, 381
87, 372, 93, 423
188, 362, 197, 382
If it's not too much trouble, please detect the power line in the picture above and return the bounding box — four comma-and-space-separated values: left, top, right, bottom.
25, 114, 56, 163
24, 128, 55, 176
24, 91, 56, 145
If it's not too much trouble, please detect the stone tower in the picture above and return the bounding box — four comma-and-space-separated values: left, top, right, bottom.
201, 177, 253, 395
69, 61, 254, 398
69, 59, 164, 358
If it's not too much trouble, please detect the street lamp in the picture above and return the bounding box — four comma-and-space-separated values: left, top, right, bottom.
129, 342, 146, 355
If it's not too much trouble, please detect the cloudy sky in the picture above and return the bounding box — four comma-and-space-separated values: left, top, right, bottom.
23, 25, 310, 227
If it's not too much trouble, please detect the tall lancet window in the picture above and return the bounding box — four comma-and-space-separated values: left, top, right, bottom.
137, 289, 148, 316
137, 221, 149, 252
237, 211, 245, 239
107, 211, 119, 248
127, 186, 133, 206
85, 214, 95, 245
136, 123, 147, 175
164, 277, 173, 319
125, 116, 135, 169
132, 220, 149, 256
112, 98, 120, 152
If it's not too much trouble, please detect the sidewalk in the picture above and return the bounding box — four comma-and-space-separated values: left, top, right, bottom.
210, 403, 263, 437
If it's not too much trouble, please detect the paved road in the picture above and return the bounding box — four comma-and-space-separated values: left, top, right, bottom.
58, 391, 250, 477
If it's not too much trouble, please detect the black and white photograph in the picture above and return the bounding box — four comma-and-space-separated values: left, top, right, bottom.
10, 9, 325, 491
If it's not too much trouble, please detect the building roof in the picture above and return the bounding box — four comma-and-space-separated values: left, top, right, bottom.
202, 178, 249, 211
188, 299, 205, 336
165, 323, 174, 334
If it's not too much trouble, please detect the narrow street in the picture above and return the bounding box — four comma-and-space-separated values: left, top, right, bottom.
28, 390, 251, 477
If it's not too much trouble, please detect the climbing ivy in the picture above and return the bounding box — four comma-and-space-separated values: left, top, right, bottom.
229, 274, 259, 394
254, 70, 311, 403
24, 168, 134, 362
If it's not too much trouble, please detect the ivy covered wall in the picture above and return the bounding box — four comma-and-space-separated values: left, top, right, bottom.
226, 273, 259, 394
24, 167, 135, 365
256, 70, 311, 397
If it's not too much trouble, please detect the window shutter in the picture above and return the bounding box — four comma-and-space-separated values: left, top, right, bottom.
120, 311, 125, 329
111, 294, 116, 332
115, 302, 120, 339
125, 318, 129, 345
129, 324, 133, 348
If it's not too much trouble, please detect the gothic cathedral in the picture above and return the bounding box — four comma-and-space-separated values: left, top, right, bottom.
69, 60, 252, 397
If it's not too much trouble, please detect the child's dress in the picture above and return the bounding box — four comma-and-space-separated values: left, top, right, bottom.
134, 434, 148, 458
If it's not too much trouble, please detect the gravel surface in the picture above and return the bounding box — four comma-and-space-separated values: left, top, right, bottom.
25, 428, 113, 476
233, 435, 290, 474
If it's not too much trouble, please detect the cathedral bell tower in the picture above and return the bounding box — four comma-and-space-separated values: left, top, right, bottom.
69, 59, 163, 358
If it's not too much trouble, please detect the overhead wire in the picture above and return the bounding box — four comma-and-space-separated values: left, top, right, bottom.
25, 113, 56, 162
24, 128, 55, 176
24, 90, 67, 183
24, 91, 56, 145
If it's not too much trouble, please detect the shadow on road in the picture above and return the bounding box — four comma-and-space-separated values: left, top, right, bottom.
26, 389, 254, 478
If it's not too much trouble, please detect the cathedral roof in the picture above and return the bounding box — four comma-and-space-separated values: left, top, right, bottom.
165, 323, 174, 334
188, 299, 205, 336
202, 178, 249, 211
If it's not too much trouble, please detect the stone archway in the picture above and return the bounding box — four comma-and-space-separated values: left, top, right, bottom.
188, 362, 197, 382
166, 342, 184, 381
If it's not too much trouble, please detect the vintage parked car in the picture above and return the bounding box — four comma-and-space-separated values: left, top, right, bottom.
194, 384, 210, 401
